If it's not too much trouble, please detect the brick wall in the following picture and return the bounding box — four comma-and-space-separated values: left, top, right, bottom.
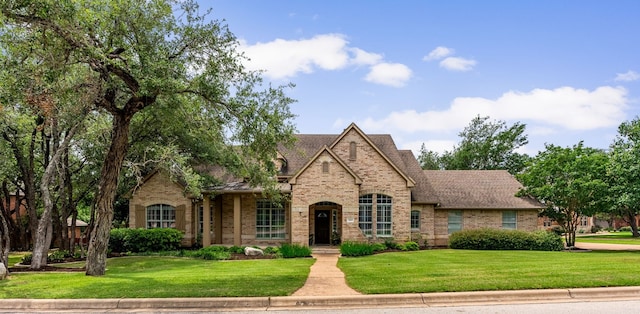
129, 171, 194, 246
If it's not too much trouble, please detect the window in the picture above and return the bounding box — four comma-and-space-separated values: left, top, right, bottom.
502, 211, 517, 229
580, 216, 590, 227
349, 141, 357, 160
256, 200, 285, 239
411, 210, 420, 231
322, 161, 329, 173
376, 194, 393, 237
543, 218, 552, 227
448, 210, 462, 234
198, 205, 213, 235
146, 204, 175, 229
358, 194, 372, 236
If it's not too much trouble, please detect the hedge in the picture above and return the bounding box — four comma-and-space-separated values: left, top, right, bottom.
448, 228, 564, 251
109, 228, 184, 253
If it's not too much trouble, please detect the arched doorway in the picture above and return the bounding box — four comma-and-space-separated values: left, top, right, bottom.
309, 201, 342, 245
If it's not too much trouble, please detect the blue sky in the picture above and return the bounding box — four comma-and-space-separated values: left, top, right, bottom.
204, 0, 640, 156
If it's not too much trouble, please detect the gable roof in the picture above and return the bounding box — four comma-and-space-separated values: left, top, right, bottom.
424, 170, 543, 209
289, 145, 363, 185
330, 123, 415, 188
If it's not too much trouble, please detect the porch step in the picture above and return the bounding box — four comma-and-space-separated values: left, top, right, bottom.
311, 247, 340, 254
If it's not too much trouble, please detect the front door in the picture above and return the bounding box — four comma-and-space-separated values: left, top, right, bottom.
314, 210, 331, 244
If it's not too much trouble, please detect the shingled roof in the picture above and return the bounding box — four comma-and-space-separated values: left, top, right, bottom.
424, 170, 543, 209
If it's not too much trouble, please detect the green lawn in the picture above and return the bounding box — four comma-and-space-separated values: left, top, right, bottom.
1, 256, 314, 298
575, 232, 640, 245
338, 249, 640, 294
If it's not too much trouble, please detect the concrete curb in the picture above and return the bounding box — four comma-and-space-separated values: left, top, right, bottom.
0, 287, 640, 311
1, 287, 640, 310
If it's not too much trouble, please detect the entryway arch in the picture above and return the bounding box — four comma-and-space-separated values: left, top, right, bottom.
309, 201, 342, 245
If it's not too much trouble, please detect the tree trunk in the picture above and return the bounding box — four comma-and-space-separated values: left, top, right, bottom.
0, 198, 10, 268
86, 113, 132, 276
31, 122, 80, 269
628, 212, 640, 237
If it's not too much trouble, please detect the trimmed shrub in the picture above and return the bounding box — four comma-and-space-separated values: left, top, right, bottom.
279, 244, 312, 258
340, 241, 375, 257
619, 226, 632, 232
449, 228, 563, 251
263, 246, 279, 255
108, 228, 184, 253
591, 225, 602, 233
402, 241, 420, 251
549, 225, 565, 236
371, 242, 386, 252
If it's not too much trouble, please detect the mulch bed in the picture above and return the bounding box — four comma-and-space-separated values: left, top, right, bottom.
8, 253, 277, 272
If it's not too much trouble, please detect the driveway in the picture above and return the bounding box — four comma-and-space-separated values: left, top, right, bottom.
574, 242, 640, 251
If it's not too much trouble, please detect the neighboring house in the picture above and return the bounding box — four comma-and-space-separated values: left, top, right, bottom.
128, 123, 543, 247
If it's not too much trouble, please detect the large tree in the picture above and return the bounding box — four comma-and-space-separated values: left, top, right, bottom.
419, 116, 530, 174
606, 118, 640, 237
516, 142, 609, 247
1, 0, 296, 275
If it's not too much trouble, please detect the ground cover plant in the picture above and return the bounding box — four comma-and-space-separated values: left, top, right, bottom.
575, 232, 640, 245
0, 256, 313, 298
338, 249, 640, 294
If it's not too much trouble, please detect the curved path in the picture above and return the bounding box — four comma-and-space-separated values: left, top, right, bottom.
292, 253, 361, 296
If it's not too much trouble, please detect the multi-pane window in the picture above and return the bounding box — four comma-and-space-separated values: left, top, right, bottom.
502, 211, 517, 230
448, 210, 462, 234
146, 204, 175, 229
358, 194, 373, 236
376, 194, 393, 237
580, 216, 590, 227
256, 200, 285, 239
198, 205, 214, 235
411, 210, 420, 231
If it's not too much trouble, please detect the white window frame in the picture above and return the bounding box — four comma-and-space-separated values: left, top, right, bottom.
146, 204, 176, 229
376, 194, 393, 237
256, 200, 285, 239
358, 194, 373, 236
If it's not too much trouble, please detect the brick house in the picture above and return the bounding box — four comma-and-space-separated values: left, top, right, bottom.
128, 123, 543, 247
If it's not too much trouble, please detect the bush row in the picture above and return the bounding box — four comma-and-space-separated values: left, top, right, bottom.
109, 228, 184, 253
340, 240, 420, 257
448, 228, 564, 251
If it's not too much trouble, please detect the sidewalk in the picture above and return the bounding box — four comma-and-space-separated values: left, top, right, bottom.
292, 253, 360, 296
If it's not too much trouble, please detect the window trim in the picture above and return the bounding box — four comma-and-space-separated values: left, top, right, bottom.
376, 194, 393, 237
502, 211, 517, 230
146, 204, 176, 229
358, 194, 373, 236
256, 199, 286, 239
448, 210, 463, 234
410, 210, 420, 231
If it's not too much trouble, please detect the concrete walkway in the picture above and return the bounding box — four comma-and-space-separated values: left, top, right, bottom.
575, 242, 640, 251
292, 253, 361, 296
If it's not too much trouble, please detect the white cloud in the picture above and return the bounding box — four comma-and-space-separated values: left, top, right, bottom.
360, 86, 628, 133
239, 33, 411, 87
402, 140, 457, 155
423, 46, 454, 61
239, 34, 351, 79
349, 48, 383, 66
439, 57, 477, 71
364, 63, 412, 87
615, 70, 640, 82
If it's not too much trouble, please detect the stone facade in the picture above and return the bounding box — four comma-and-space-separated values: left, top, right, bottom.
128, 123, 543, 247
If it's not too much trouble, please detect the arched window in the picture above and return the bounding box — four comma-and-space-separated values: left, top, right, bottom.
322, 161, 329, 173
349, 141, 357, 160
146, 204, 176, 229
376, 194, 393, 236
358, 193, 393, 237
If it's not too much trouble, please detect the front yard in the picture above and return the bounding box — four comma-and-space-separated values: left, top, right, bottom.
338, 249, 640, 294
